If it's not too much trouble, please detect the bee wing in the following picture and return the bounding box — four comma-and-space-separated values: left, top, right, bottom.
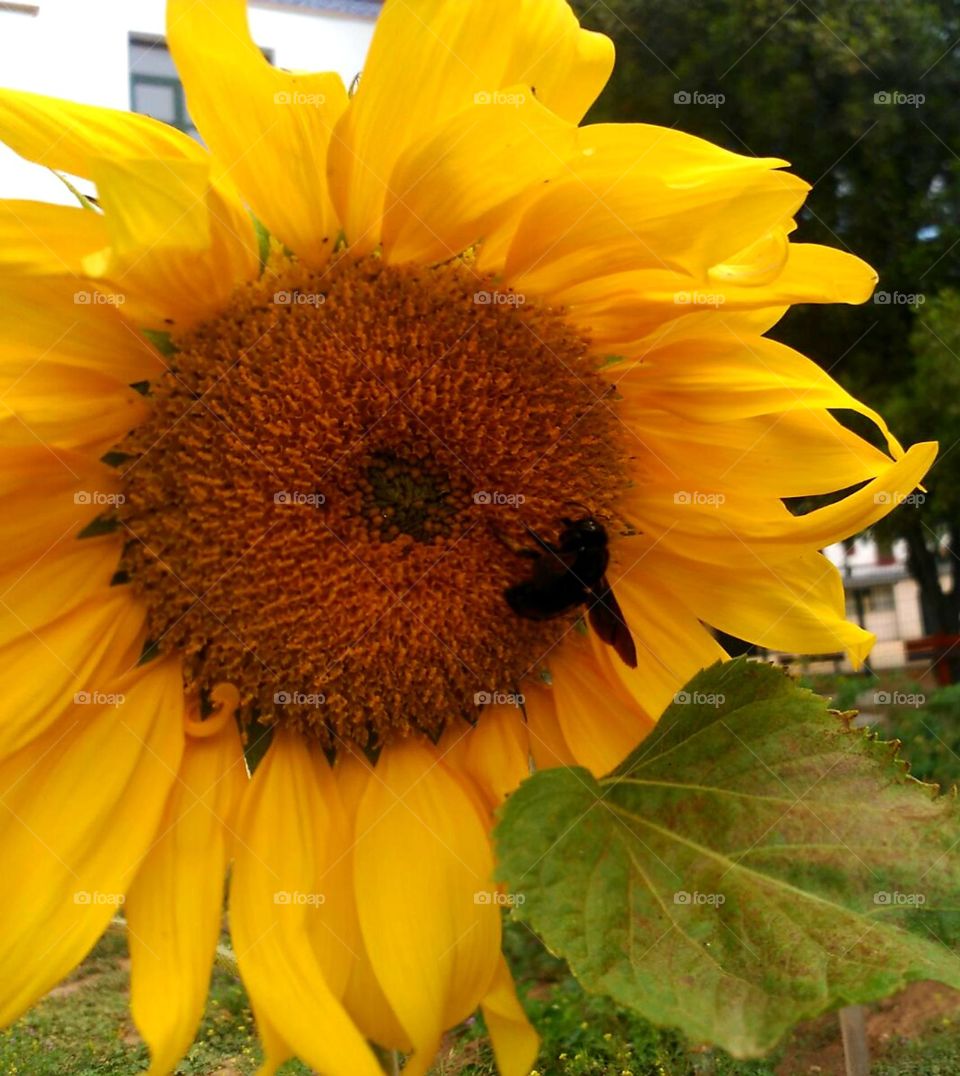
588, 580, 638, 669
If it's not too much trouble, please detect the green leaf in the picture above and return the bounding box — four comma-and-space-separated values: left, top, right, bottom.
252, 214, 271, 273
142, 329, 177, 357
495, 657, 960, 1058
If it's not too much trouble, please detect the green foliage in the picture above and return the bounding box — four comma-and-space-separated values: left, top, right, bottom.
886, 681, 960, 788
496, 659, 960, 1057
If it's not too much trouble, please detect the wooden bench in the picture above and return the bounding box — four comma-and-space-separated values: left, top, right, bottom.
905, 633, 960, 685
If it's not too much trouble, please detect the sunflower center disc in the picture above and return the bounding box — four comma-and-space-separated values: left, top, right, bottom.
118, 255, 627, 749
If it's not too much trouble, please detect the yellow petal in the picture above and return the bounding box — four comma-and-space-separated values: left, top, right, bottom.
0, 277, 164, 383
499, 125, 806, 295
254, 1012, 296, 1076
481, 957, 539, 1076
717, 242, 878, 305
457, 704, 531, 810
84, 156, 258, 329
329, 0, 613, 252
0, 200, 108, 278
382, 90, 578, 266
647, 547, 875, 667
335, 751, 414, 1052
616, 329, 901, 457
167, 0, 348, 267
0, 587, 146, 757
127, 704, 247, 1076
624, 406, 894, 497
353, 740, 500, 1075
548, 633, 656, 774
0, 87, 204, 176
0, 533, 121, 647
522, 678, 577, 771
0, 656, 184, 1025
506, 0, 613, 124
0, 360, 148, 453
549, 243, 876, 355
230, 731, 382, 1076
0, 448, 122, 573
604, 548, 728, 723
768, 441, 937, 550
622, 441, 937, 563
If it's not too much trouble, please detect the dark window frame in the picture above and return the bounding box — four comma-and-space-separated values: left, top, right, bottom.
128, 34, 274, 137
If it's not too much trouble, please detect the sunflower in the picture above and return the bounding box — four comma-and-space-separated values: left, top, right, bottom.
0, 1, 935, 1073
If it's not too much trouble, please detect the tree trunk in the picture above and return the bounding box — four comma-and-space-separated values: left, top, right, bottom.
904, 522, 960, 683
904, 526, 958, 635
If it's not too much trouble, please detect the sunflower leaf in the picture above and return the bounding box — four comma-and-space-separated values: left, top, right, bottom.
495, 657, 960, 1058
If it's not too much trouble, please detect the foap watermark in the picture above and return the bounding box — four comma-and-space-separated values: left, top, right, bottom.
873, 490, 925, 507
473, 89, 527, 108
874, 290, 925, 306
473, 490, 526, 507
674, 890, 725, 907
74, 890, 125, 906
674, 90, 725, 108
474, 890, 525, 907
873, 691, 926, 709
474, 690, 525, 708
273, 890, 326, 906
274, 490, 326, 507
274, 90, 327, 107
74, 290, 125, 306
874, 90, 925, 108
74, 690, 125, 708
74, 490, 124, 507
274, 289, 326, 307
474, 289, 526, 307
274, 691, 326, 708
674, 690, 725, 708
874, 890, 926, 906
674, 290, 726, 307
674, 491, 726, 507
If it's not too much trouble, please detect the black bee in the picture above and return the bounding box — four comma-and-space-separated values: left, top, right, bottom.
504, 517, 638, 668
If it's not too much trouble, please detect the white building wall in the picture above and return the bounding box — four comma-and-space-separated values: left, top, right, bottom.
0, 0, 375, 201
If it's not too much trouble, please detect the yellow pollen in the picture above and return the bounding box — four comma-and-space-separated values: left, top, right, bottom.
115, 254, 627, 750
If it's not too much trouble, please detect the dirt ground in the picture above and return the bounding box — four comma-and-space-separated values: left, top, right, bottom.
777, 981, 960, 1074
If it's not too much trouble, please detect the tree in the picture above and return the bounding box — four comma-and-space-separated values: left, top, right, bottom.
573, 0, 960, 633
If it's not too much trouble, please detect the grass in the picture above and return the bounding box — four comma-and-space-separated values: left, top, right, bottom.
11, 920, 960, 1076
0, 929, 309, 1076
6, 665, 960, 1074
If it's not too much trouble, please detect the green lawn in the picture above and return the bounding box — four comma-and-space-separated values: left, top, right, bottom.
5, 665, 960, 1075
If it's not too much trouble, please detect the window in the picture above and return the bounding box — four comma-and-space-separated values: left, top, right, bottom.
129, 36, 275, 140
864, 586, 896, 613
129, 37, 198, 140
